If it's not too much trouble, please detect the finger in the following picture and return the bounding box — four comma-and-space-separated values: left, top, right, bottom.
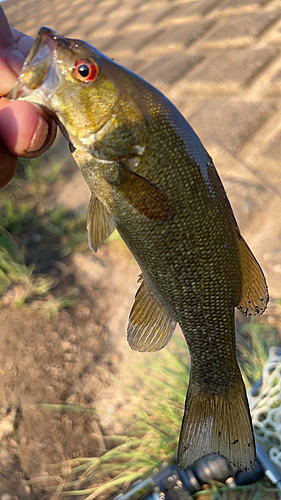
10, 27, 34, 58
24, 115, 57, 159
0, 99, 57, 157
0, 8, 25, 94
0, 136, 17, 189
0, 8, 17, 52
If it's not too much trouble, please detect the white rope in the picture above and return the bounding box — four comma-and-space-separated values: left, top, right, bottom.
249, 346, 281, 472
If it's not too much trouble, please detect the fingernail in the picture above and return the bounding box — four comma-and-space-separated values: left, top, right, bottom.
5, 48, 25, 77
26, 114, 49, 153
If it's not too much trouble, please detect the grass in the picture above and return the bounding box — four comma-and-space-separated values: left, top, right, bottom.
26, 335, 188, 497
0, 154, 88, 312
195, 482, 280, 500
24, 319, 281, 500
237, 318, 279, 388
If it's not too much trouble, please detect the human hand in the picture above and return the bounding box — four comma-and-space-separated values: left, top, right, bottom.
0, 7, 57, 188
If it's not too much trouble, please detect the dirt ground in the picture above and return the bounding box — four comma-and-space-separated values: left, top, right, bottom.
0, 215, 141, 498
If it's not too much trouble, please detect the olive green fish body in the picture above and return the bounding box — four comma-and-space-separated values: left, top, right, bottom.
12, 28, 269, 471
77, 89, 242, 370
76, 94, 253, 468
77, 88, 241, 320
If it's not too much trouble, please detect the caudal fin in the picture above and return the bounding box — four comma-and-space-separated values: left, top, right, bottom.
177, 377, 255, 471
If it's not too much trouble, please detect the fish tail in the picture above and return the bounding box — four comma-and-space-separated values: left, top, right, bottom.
177, 375, 255, 471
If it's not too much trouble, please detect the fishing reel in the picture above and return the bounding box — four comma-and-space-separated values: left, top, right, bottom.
112, 446, 276, 500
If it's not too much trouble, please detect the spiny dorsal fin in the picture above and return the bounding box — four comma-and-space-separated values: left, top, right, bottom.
127, 274, 177, 352
178, 374, 255, 471
237, 236, 269, 316
87, 195, 116, 252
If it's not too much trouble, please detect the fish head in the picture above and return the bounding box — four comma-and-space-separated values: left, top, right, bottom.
12, 27, 147, 157
12, 28, 176, 225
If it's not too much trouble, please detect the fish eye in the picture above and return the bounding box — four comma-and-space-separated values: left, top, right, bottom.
74, 58, 99, 82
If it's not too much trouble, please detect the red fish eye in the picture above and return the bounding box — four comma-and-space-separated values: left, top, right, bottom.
74, 58, 99, 82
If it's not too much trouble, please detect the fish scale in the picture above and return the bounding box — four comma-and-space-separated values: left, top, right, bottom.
11, 26, 269, 472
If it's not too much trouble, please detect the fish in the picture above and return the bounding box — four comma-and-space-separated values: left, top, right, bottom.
11, 27, 269, 471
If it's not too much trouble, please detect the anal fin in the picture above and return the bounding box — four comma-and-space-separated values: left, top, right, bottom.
178, 375, 255, 471
87, 195, 116, 252
237, 236, 269, 316
127, 274, 177, 352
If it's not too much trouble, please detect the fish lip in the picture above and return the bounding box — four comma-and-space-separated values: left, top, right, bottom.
11, 26, 78, 104
27, 26, 72, 61
10, 27, 64, 105
29, 27, 58, 58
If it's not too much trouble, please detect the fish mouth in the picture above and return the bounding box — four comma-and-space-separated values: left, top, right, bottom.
31, 27, 71, 56
9, 27, 76, 149
11, 27, 66, 106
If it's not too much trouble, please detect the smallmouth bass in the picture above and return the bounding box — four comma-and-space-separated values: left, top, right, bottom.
11, 27, 269, 471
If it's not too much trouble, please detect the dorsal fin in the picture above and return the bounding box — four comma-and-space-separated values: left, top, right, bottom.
237, 236, 268, 316
127, 274, 177, 352
87, 195, 116, 252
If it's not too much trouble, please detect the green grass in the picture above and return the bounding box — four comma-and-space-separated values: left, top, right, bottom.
26, 335, 188, 497
25, 321, 281, 500
195, 481, 280, 500
236, 317, 278, 388
0, 155, 88, 310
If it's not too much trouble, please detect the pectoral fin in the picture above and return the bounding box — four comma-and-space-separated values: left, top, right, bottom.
87, 195, 116, 252
105, 162, 175, 221
237, 236, 269, 316
127, 274, 177, 352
